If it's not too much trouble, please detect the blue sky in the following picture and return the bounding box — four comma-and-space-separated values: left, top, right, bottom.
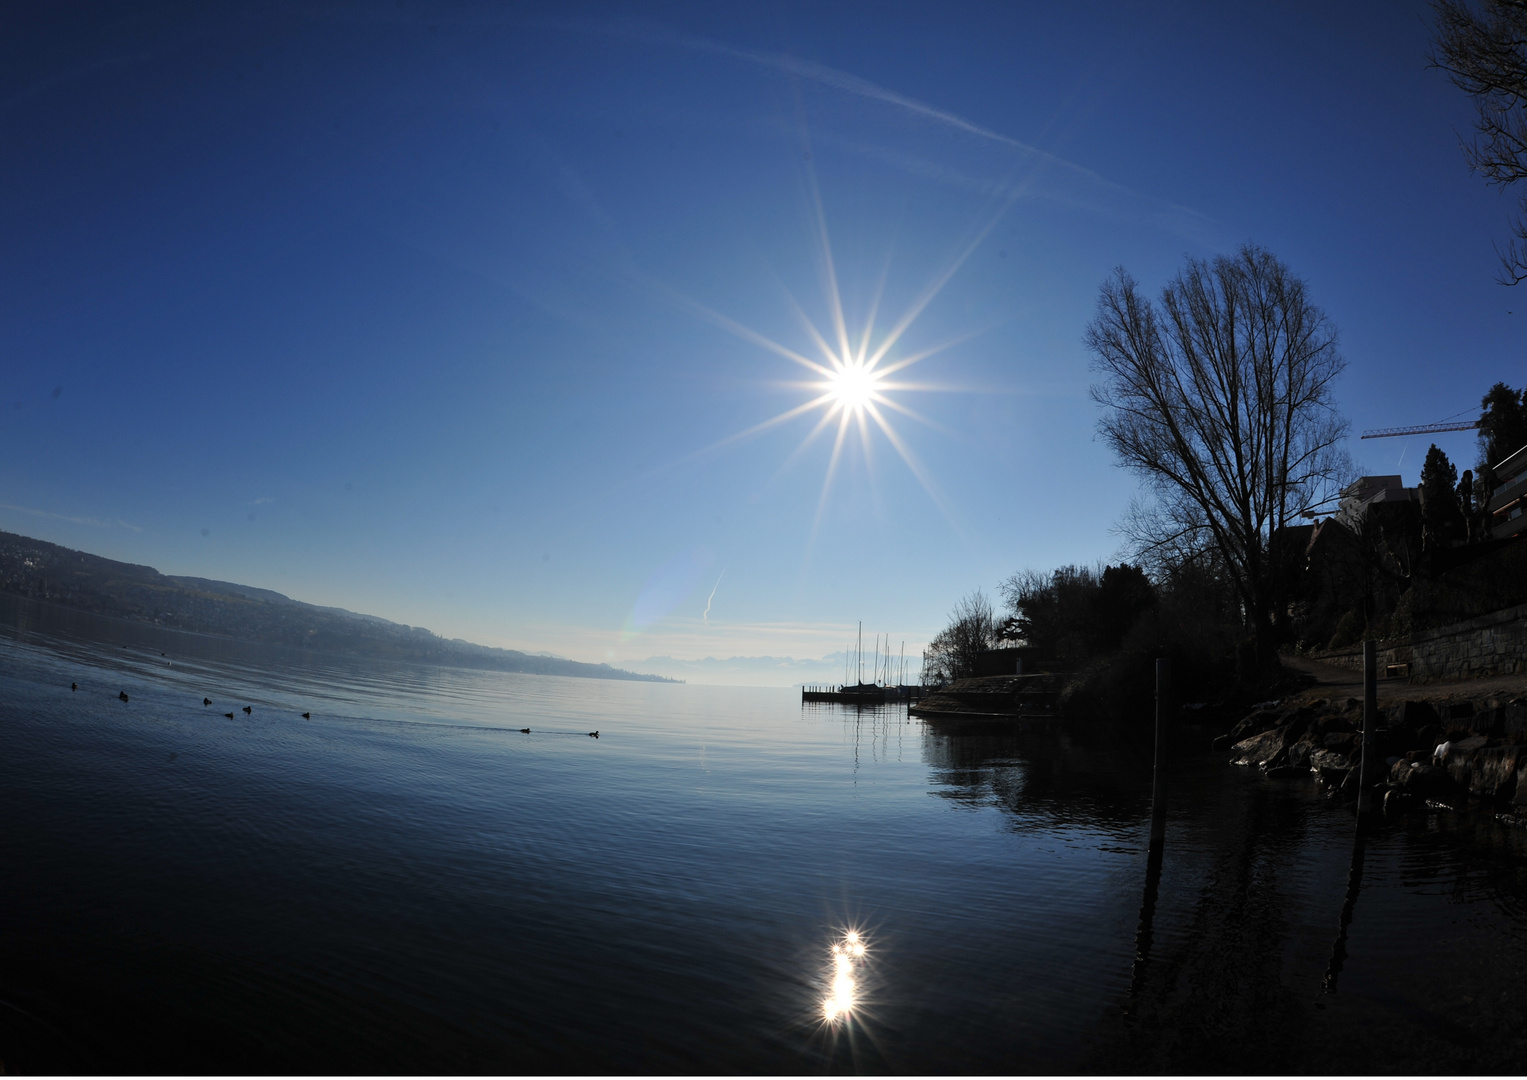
1, 1, 1518, 682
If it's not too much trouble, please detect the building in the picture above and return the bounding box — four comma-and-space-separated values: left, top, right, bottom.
1335, 475, 1416, 529
1487, 443, 1527, 539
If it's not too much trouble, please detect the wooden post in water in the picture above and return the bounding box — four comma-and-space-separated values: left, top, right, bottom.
1149, 657, 1171, 853
1359, 639, 1377, 817
1323, 643, 1376, 1000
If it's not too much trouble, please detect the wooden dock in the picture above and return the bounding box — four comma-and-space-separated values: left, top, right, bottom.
907, 674, 1064, 722
801, 684, 922, 705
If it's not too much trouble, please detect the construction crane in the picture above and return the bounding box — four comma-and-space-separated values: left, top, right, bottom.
1359, 419, 1481, 440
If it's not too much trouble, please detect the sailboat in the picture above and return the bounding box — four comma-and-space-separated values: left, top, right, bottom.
836, 623, 882, 700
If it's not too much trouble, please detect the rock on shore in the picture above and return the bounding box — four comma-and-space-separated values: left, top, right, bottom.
1216, 694, 1527, 810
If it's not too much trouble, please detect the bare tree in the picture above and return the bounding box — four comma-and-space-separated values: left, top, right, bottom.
924, 590, 997, 684
1432, 0, 1527, 283
1085, 245, 1349, 669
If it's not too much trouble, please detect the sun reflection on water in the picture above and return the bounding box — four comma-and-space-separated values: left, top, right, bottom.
822, 929, 869, 1022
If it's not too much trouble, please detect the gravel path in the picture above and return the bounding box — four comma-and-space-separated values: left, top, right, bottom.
1282, 652, 1527, 706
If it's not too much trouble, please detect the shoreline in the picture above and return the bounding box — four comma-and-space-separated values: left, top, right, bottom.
1219, 652, 1527, 819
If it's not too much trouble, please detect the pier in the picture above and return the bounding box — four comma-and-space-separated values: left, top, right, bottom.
801, 684, 922, 704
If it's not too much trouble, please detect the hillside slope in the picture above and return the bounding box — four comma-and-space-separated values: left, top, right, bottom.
0, 530, 672, 682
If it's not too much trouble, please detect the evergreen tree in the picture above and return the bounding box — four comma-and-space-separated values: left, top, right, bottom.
1478, 381, 1527, 472
1420, 443, 1463, 550
1459, 468, 1478, 542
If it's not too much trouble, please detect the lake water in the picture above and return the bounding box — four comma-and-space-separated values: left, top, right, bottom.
4, 596, 1527, 1073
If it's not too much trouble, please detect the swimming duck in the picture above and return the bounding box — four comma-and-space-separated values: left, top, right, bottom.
588, 731, 599, 738
71, 682, 77, 691
203, 698, 211, 706
242, 705, 252, 714
520, 727, 531, 734
302, 712, 310, 719
224, 712, 234, 719
118, 691, 129, 702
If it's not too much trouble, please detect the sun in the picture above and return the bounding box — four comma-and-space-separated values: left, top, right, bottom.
661, 166, 1002, 538
825, 361, 881, 415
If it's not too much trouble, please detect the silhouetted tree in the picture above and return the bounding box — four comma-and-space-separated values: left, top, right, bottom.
924, 590, 998, 683
1001, 566, 1097, 663
1420, 443, 1464, 551
1479, 381, 1527, 475
1459, 468, 1480, 541
1096, 563, 1156, 651
1432, 0, 1527, 283
1085, 245, 1348, 671
999, 563, 1155, 664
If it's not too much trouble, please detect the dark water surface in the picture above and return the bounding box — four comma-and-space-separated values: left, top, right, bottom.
4, 598, 1527, 1074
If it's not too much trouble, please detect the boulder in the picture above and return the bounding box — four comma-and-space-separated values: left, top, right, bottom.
1515, 760, 1527, 808
1376, 726, 1418, 758
1306, 712, 1357, 741
1499, 704, 1527, 743
1232, 725, 1293, 768
1386, 699, 1439, 731
1393, 761, 1454, 798
1442, 701, 1493, 739
1437, 734, 1488, 762
1287, 739, 1315, 770
1227, 709, 1282, 745
1309, 747, 1352, 784
1438, 737, 1515, 800
1323, 731, 1360, 754
1466, 746, 1522, 801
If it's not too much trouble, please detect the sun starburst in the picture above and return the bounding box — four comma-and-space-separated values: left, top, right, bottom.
655, 160, 1006, 546
826, 361, 880, 415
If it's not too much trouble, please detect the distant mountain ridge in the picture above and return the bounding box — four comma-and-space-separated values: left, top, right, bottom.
0, 530, 674, 682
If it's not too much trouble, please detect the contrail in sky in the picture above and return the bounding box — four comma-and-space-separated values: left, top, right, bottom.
703, 568, 726, 625
560, 17, 1212, 236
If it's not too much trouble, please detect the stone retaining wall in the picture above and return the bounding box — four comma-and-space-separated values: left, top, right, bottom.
1310, 601, 1527, 683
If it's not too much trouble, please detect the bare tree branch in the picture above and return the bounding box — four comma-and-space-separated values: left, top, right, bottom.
1086, 245, 1350, 665
1431, 0, 1527, 283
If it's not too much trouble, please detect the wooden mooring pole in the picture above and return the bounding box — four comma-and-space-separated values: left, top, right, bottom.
1149, 657, 1170, 852
1359, 639, 1377, 818
1322, 640, 1377, 1000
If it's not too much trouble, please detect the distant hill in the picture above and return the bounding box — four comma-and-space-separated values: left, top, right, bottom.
0, 530, 675, 683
